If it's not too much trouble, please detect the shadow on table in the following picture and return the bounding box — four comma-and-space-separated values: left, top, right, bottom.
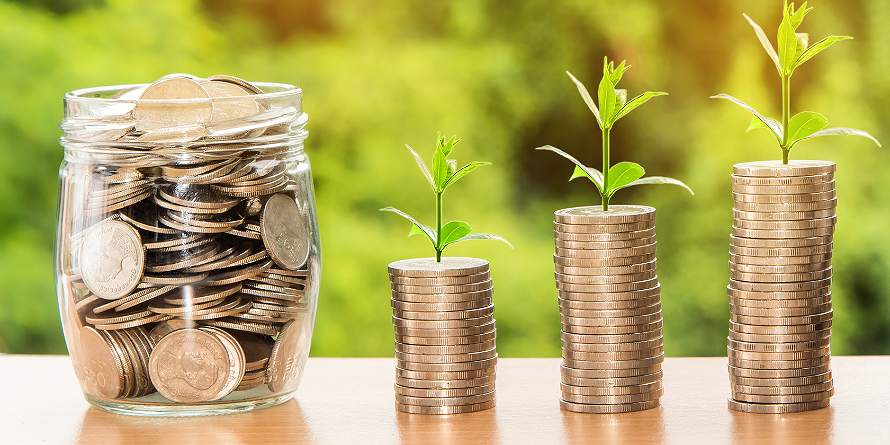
396, 408, 500, 445
730, 405, 834, 445
560, 405, 666, 444
76, 399, 316, 444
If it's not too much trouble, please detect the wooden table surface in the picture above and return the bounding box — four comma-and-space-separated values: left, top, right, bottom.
2, 355, 888, 444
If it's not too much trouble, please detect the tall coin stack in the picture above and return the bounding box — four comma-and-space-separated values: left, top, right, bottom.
388, 258, 497, 415
727, 160, 836, 413
554, 206, 665, 414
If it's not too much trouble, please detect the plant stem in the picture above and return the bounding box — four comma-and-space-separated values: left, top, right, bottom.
782, 73, 791, 164
436, 190, 443, 262
602, 127, 611, 211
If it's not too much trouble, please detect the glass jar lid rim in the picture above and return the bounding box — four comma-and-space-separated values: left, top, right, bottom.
65, 81, 302, 103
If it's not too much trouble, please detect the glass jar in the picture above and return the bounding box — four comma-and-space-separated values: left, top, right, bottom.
55, 76, 320, 416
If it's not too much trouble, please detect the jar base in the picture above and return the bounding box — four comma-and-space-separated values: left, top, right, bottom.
85, 391, 296, 417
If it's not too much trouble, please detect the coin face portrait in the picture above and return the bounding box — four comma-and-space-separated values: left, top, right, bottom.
80, 220, 144, 299
261, 194, 309, 270
149, 329, 231, 403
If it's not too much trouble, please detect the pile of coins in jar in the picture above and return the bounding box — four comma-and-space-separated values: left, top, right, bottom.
553, 206, 665, 413
59, 74, 314, 403
727, 160, 835, 413
388, 258, 497, 414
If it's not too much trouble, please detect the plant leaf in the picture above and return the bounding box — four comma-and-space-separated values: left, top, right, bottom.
405, 144, 434, 189
566, 71, 603, 128
380, 207, 436, 245
451, 233, 513, 249
536, 145, 604, 194
778, 19, 798, 74
432, 147, 448, 191
795, 36, 852, 68
609, 59, 630, 84
625, 176, 695, 195
439, 221, 473, 248
569, 165, 606, 194
605, 162, 645, 198
787, 111, 829, 143
438, 134, 458, 157
444, 161, 491, 188
743, 13, 782, 73
799, 127, 882, 147
711, 94, 783, 142
598, 73, 618, 128
615, 91, 668, 121
447, 159, 457, 179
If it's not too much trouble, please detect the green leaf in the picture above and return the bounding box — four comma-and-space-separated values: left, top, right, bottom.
794, 36, 852, 68
711, 94, 783, 142
605, 162, 645, 198
615, 89, 628, 110
787, 111, 828, 143
778, 19, 798, 74
439, 221, 473, 248
570, 165, 606, 195
625, 176, 695, 195
451, 233, 513, 249
745, 115, 783, 145
536, 145, 604, 194
799, 127, 882, 147
566, 71, 603, 128
432, 147, 448, 191
438, 134, 458, 157
615, 91, 668, 121
608, 59, 630, 85
447, 159, 457, 179
405, 144, 434, 189
380, 207, 436, 245
787, 2, 812, 28
598, 73, 618, 128
443, 161, 491, 188
743, 14, 782, 73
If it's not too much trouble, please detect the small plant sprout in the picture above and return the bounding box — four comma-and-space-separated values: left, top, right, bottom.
382, 134, 512, 262
712, 0, 881, 164
538, 57, 693, 211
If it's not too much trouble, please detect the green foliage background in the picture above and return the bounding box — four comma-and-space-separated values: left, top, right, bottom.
1, 0, 889, 357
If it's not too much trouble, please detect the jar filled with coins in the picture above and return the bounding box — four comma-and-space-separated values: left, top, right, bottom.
55, 74, 319, 415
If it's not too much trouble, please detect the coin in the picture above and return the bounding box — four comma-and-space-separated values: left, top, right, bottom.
391, 280, 493, 295
267, 318, 305, 392
396, 399, 496, 414
395, 383, 496, 398
559, 302, 662, 319
77, 327, 125, 398
729, 268, 833, 283
392, 305, 494, 321
727, 286, 830, 301
729, 302, 832, 317
560, 370, 662, 387
560, 387, 663, 405
559, 399, 659, 413
388, 271, 491, 286
79, 220, 145, 300
729, 260, 832, 274
732, 180, 835, 195
391, 297, 493, 312
732, 207, 836, 222
558, 295, 661, 310
727, 337, 830, 353
555, 270, 657, 285
395, 390, 496, 406
555, 243, 657, 259
730, 173, 832, 186
148, 328, 232, 403
729, 277, 832, 292
732, 190, 836, 203
732, 217, 836, 231
560, 364, 662, 379
397, 355, 497, 372
563, 353, 665, 370
731, 226, 835, 239
388, 257, 490, 277
732, 160, 836, 177
395, 330, 497, 346
147, 318, 195, 344
729, 320, 832, 335
727, 398, 830, 413
728, 328, 831, 344
391, 288, 494, 303
395, 348, 497, 365
554, 236, 656, 250
732, 387, 834, 404
134, 76, 212, 132
395, 366, 495, 381
555, 259, 658, 276
393, 315, 495, 330
554, 253, 657, 267
395, 339, 497, 355
200, 327, 247, 398
729, 252, 832, 266
554, 221, 654, 234
730, 310, 833, 326
729, 371, 832, 388
563, 346, 664, 362
261, 194, 310, 270
396, 374, 496, 390
561, 329, 662, 344
554, 227, 656, 242
727, 363, 831, 379
560, 312, 663, 327
557, 277, 660, 293
554, 205, 655, 224
560, 380, 662, 396
733, 198, 837, 213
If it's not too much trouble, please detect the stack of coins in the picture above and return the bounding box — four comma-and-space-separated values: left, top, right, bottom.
388, 258, 497, 414
554, 206, 665, 413
727, 160, 836, 413
59, 74, 315, 404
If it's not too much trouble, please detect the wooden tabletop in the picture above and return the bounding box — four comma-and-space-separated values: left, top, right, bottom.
1, 355, 887, 444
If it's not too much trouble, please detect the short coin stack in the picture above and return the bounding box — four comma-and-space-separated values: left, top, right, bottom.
554, 206, 665, 413
727, 160, 836, 413
389, 257, 497, 414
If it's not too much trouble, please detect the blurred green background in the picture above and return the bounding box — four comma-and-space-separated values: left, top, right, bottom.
1, 0, 888, 357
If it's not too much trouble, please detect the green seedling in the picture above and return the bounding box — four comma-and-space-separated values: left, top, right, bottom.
538, 57, 693, 211
712, 0, 880, 164
382, 134, 512, 262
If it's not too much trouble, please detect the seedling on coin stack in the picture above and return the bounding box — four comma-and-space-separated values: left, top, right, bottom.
537, 58, 692, 414
381, 134, 510, 415
712, 1, 880, 414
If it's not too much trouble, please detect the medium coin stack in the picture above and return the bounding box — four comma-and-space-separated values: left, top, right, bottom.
554, 206, 665, 414
727, 160, 836, 413
389, 257, 497, 414
60, 74, 314, 403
